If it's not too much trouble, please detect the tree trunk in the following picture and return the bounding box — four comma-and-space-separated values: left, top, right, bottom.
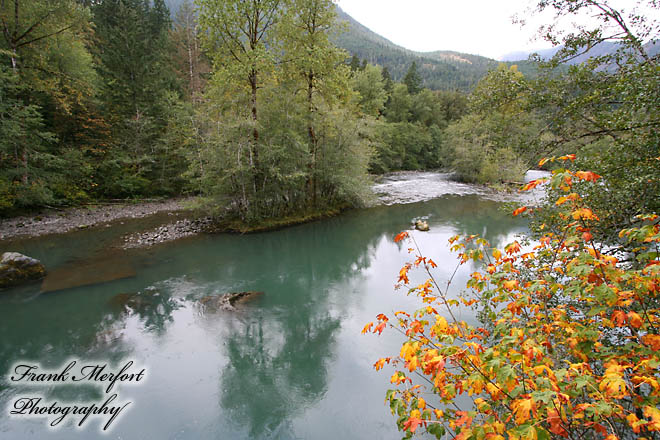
306, 71, 318, 208
249, 68, 260, 200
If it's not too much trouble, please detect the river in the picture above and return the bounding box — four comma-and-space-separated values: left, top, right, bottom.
0, 172, 536, 439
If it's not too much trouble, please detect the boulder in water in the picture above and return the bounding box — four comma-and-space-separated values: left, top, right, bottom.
414, 220, 430, 231
0, 252, 47, 288
199, 291, 264, 312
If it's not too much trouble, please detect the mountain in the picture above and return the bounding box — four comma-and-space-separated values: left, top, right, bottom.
331, 7, 507, 91
501, 40, 660, 64
163, 0, 535, 91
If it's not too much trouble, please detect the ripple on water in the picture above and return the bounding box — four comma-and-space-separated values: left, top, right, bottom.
373, 170, 550, 206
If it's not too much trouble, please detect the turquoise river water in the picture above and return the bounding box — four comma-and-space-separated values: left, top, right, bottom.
0, 174, 532, 439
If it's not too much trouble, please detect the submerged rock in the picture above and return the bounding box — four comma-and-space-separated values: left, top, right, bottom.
199, 291, 264, 312
40, 255, 136, 293
0, 252, 47, 288
108, 292, 153, 313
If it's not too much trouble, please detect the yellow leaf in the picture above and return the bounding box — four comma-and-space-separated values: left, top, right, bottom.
628, 312, 643, 328
512, 398, 535, 425
503, 280, 518, 291
644, 406, 660, 431
435, 316, 448, 332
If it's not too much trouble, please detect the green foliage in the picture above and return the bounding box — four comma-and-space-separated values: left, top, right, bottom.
0, 1, 99, 212
93, 0, 176, 120
403, 62, 423, 94
195, 0, 374, 224
371, 122, 448, 173
446, 114, 528, 184
92, 0, 185, 199
371, 79, 468, 174
353, 64, 388, 117
525, 0, 660, 248
442, 65, 547, 184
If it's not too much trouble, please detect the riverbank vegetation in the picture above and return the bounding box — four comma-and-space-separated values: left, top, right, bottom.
0, 0, 525, 225
365, 0, 660, 438
1, 0, 657, 229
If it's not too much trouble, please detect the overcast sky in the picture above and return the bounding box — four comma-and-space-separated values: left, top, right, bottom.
334, 0, 657, 60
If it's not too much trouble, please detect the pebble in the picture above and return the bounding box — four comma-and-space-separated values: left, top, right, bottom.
121, 217, 213, 249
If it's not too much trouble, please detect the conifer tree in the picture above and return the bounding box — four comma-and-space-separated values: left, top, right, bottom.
403, 61, 422, 94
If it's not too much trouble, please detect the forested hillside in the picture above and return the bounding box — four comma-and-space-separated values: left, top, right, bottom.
333, 6, 550, 90
1, 0, 657, 238
332, 7, 502, 91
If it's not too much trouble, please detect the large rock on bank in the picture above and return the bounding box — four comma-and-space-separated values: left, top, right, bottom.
0, 252, 46, 288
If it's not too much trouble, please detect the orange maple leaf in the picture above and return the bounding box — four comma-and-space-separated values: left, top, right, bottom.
513, 206, 528, 216
627, 312, 643, 329
505, 241, 521, 255
643, 406, 660, 431
643, 334, 660, 351
512, 398, 535, 425
394, 231, 409, 242
547, 409, 567, 436
611, 310, 626, 326
575, 171, 602, 182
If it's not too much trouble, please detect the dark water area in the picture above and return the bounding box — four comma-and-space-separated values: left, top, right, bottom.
0, 188, 527, 439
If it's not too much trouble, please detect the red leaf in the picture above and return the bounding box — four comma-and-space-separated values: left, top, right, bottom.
403, 417, 422, 433
513, 206, 528, 216
394, 231, 409, 243
547, 409, 567, 436
575, 171, 601, 182
612, 310, 626, 326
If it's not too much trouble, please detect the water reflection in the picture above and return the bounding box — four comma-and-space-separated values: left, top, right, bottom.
0, 192, 527, 439
219, 314, 340, 438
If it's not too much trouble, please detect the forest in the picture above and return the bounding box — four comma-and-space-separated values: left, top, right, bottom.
0, 0, 658, 232
0, 0, 459, 223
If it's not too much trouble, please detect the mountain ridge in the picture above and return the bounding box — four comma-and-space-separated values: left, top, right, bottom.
332, 6, 511, 90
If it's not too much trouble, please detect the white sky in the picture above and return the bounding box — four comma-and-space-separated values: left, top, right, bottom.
334, 0, 658, 60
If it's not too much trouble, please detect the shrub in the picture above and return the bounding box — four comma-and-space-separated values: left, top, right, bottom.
365, 157, 660, 439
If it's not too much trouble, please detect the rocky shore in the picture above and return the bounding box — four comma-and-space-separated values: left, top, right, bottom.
0, 198, 194, 241
121, 217, 214, 249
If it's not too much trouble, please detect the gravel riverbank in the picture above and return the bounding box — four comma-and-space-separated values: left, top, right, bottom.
0, 198, 195, 241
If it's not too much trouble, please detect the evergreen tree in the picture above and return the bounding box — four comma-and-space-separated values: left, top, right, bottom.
92, 0, 183, 197
349, 54, 360, 71
403, 61, 422, 94
381, 66, 394, 93
93, 0, 175, 121
0, 0, 98, 210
